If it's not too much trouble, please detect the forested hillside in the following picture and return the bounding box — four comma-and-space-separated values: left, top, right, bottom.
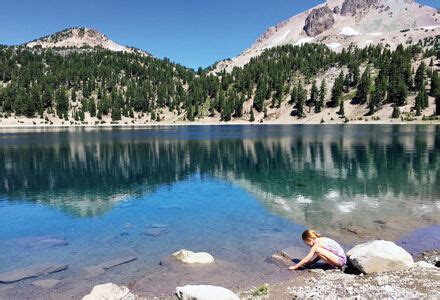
0, 34, 439, 125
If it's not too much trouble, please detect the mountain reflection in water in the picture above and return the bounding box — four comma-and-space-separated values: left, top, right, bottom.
0, 125, 439, 241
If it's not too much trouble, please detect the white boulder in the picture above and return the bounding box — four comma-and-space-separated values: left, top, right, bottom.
347, 240, 414, 274
414, 261, 436, 269
175, 285, 239, 300
82, 283, 140, 300
172, 250, 215, 264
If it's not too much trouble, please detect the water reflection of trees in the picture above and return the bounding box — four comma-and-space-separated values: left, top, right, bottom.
0, 126, 439, 228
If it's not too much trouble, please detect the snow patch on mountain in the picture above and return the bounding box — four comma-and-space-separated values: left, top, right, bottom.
294, 37, 315, 46
327, 42, 342, 49
274, 30, 292, 44
417, 25, 440, 30
339, 27, 361, 36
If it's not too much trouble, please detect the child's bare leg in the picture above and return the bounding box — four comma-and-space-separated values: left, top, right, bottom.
305, 254, 320, 266
315, 247, 341, 267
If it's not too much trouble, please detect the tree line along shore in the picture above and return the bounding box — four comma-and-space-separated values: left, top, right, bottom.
0, 35, 439, 125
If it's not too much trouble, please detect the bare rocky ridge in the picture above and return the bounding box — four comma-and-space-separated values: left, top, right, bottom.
213, 0, 440, 73
25, 27, 149, 56
304, 6, 335, 37
340, 0, 380, 16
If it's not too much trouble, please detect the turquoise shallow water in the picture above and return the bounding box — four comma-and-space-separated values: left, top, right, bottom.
0, 125, 439, 297
0, 175, 302, 272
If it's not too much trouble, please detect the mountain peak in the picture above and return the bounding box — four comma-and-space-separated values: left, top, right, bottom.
25, 27, 128, 52
214, 0, 440, 72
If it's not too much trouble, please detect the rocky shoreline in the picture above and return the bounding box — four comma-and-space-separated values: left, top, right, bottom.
0, 118, 439, 128
81, 246, 440, 300
1, 235, 439, 299
265, 250, 440, 299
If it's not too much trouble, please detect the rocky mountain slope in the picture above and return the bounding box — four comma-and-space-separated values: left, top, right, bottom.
25, 27, 149, 56
214, 0, 440, 72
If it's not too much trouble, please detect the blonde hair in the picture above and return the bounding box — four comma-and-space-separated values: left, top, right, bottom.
302, 229, 322, 241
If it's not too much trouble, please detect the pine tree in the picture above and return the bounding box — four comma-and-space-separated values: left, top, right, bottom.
79, 109, 85, 122
415, 91, 422, 116
249, 109, 255, 122
356, 66, 371, 104
315, 79, 326, 113
352, 64, 360, 88
209, 99, 215, 117
290, 85, 298, 105
330, 72, 344, 108
100, 94, 110, 115
414, 62, 426, 92
71, 88, 77, 102
253, 76, 267, 112
390, 79, 408, 107
338, 98, 345, 117
221, 98, 233, 121
296, 83, 307, 118
415, 85, 428, 116
56, 88, 69, 119
309, 80, 319, 112
111, 100, 122, 121
435, 94, 440, 115
89, 99, 97, 117
234, 95, 244, 118
186, 105, 194, 121
391, 105, 400, 119
276, 92, 282, 108
431, 71, 439, 97
26, 85, 39, 118
368, 73, 386, 115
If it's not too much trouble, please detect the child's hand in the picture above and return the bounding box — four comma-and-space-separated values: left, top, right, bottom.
288, 265, 298, 271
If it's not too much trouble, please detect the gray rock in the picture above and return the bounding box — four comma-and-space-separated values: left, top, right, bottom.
333, 6, 341, 14
271, 246, 305, 266
303, 6, 335, 37
435, 261, 440, 268
11, 235, 68, 249
414, 261, 436, 269
0, 263, 68, 284
172, 250, 215, 264
82, 256, 137, 278
99, 256, 137, 270
82, 266, 106, 278
142, 225, 169, 237
347, 240, 414, 274
340, 0, 379, 16
32, 279, 61, 289
82, 283, 141, 300
175, 285, 239, 300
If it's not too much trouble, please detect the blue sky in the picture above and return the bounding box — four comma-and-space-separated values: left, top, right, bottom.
0, 0, 438, 69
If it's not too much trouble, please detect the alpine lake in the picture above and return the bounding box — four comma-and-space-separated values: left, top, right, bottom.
0, 125, 439, 298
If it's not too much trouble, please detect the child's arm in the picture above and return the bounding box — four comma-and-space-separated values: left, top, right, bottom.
307, 255, 320, 266
288, 244, 317, 270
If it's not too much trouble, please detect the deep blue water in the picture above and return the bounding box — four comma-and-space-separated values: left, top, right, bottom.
0, 125, 439, 297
